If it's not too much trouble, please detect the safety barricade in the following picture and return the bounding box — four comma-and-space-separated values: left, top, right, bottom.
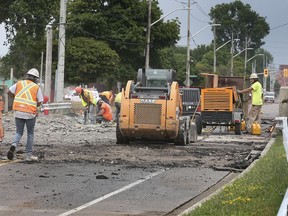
275, 117, 288, 216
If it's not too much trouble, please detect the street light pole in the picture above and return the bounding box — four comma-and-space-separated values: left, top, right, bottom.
245, 54, 264, 77
185, 0, 191, 86
230, 33, 234, 76
145, 0, 152, 70
185, 23, 220, 86
145, 7, 190, 70
214, 40, 230, 73
244, 37, 248, 75
213, 22, 216, 73
233, 48, 253, 59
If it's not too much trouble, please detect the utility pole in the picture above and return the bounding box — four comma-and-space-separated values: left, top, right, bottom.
185, 0, 191, 87
40, 51, 44, 89
45, 27, 52, 102
244, 36, 248, 76
230, 33, 234, 76
145, 0, 152, 70
213, 20, 216, 73
55, 0, 66, 102
263, 55, 266, 93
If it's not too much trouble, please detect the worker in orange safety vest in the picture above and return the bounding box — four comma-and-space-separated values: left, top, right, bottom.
99, 90, 115, 105
95, 97, 113, 127
7, 68, 44, 162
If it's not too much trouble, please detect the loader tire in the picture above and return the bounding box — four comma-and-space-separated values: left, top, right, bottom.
174, 122, 188, 146
189, 122, 197, 143
195, 115, 202, 135
116, 121, 129, 144
235, 122, 241, 135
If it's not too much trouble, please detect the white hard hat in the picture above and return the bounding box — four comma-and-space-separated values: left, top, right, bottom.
27, 68, 39, 78
95, 97, 101, 104
249, 73, 258, 79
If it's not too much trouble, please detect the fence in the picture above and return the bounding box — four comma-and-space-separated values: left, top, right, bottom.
275, 117, 288, 216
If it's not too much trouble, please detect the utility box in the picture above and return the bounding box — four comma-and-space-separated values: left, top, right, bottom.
279, 87, 288, 117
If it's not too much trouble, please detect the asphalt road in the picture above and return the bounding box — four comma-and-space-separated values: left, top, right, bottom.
0, 102, 279, 216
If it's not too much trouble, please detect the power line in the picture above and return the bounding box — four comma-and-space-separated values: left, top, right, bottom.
270, 22, 288, 30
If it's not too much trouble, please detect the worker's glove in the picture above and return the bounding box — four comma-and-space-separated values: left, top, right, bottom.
237, 90, 241, 94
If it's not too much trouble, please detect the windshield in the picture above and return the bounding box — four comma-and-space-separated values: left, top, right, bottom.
266, 92, 275, 96
146, 70, 168, 87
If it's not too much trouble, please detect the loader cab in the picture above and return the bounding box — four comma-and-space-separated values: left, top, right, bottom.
133, 68, 176, 99
137, 68, 175, 88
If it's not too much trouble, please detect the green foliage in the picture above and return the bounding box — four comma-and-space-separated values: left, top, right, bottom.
0, 0, 276, 86
210, 1, 270, 52
67, 0, 180, 82
65, 37, 119, 84
0, 0, 180, 85
0, 0, 58, 78
188, 135, 288, 216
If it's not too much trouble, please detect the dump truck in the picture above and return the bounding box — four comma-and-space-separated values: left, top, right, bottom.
201, 86, 243, 135
116, 68, 197, 145
180, 87, 202, 134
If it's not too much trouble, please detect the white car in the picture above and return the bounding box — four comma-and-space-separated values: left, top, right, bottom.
264, 92, 275, 103
65, 90, 99, 102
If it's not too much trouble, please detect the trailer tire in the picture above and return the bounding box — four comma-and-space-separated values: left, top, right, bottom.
195, 115, 202, 135
235, 122, 241, 135
174, 122, 188, 146
116, 121, 129, 144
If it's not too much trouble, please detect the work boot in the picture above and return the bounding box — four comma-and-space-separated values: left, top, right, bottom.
7, 145, 16, 160
25, 154, 39, 162
101, 121, 108, 128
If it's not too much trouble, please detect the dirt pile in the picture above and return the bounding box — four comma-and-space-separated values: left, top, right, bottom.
0, 113, 270, 169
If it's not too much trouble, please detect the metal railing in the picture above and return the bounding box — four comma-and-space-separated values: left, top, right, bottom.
41, 102, 72, 111
275, 117, 288, 216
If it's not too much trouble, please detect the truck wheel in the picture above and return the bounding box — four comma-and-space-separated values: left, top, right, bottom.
195, 115, 202, 135
174, 122, 187, 146
116, 121, 129, 144
235, 123, 241, 135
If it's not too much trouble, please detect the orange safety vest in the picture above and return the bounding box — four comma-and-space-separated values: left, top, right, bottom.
100, 91, 113, 99
13, 80, 39, 114
100, 103, 113, 121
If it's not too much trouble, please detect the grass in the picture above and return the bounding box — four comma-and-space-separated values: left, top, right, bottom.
187, 134, 288, 216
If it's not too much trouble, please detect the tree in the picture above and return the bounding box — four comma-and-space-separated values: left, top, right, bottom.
66, 0, 180, 82
158, 46, 186, 85
210, 1, 270, 56
65, 37, 119, 84
0, 0, 59, 78
0, 0, 180, 85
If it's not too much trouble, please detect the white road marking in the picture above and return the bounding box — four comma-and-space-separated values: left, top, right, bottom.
58, 169, 166, 216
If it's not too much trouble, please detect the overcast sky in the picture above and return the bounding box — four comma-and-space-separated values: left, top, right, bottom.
158, 0, 288, 69
0, 0, 287, 69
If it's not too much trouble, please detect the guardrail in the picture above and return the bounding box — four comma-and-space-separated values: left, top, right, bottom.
41, 102, 72, 114
275, 117, 288, 216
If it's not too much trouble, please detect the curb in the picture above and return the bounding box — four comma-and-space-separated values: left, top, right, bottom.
178, 137, 276, 216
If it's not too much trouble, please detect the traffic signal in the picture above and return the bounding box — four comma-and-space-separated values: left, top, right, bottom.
264, 68, 269, 77
284, 69, 288, 77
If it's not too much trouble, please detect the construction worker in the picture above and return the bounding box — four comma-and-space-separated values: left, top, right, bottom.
95, 98, 113, 127
75, 86, 96, 124
114, 92, 121, 122
99, 90, 115, 105
7, 68, 44, 162
237, 73, 263, 134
